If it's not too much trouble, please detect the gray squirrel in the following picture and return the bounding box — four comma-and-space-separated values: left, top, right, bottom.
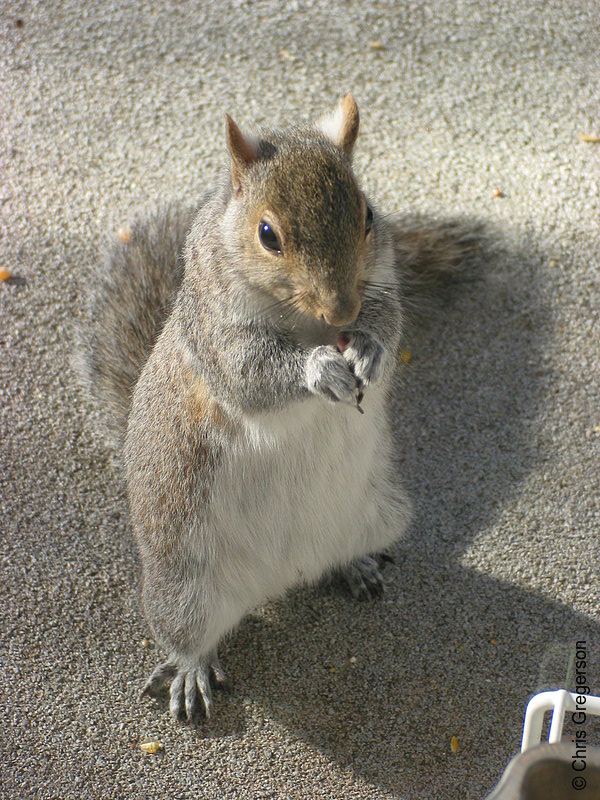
80, 95, 479, 721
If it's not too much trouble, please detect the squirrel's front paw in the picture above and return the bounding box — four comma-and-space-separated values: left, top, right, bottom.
339, 331, 384, 386
142, 653, 227, 721
305, 346, 357, 403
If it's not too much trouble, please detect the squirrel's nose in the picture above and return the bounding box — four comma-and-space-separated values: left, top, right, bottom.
320, 293, 361, 327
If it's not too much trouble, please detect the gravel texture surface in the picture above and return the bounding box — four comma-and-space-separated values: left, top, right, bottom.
1, 2, 599, 798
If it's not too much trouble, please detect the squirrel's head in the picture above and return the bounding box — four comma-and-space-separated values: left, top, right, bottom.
222, 95, 375, 336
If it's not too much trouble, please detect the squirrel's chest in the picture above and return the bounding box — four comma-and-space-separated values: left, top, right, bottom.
207, 389, 388, 589
241, 390, 383, 490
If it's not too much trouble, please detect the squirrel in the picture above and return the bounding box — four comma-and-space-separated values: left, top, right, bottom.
79, 95, 479, 721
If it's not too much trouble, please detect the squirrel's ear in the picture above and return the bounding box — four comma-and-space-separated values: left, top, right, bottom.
225, 114, 259, 194
316, 94, 360, 156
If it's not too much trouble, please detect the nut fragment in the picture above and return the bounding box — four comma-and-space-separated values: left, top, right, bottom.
140, 740, 162, 754
117, 226, 132, 244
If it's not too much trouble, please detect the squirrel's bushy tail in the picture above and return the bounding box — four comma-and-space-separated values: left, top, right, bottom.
390, 213, 488, 320
76, 202, 197, 450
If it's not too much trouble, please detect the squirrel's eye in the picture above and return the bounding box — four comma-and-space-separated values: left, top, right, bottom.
259, 221, 281, 253
365, 205, 374, 237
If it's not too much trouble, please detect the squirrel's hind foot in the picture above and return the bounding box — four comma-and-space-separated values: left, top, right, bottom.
338, 552, 394, 600
142, 653, 227, 721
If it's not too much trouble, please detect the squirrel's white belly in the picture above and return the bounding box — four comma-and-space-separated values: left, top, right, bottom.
203, 384, 401, 614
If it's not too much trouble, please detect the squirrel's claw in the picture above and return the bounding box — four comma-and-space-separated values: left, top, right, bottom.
141, 660, 177, 698
142, 655, 227, 722
355, 387, 365, 414
339, 555, 388, 600
175, 668, 212, 721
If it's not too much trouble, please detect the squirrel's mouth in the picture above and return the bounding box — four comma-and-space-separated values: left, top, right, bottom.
270, 312, 340, 348
281, 282, 362, 328
258, 285, 360, 346
317, 299, 361, 328
304, 316, 349, 348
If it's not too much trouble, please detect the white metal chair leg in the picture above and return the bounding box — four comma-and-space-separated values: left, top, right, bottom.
521, 689, 600, 752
